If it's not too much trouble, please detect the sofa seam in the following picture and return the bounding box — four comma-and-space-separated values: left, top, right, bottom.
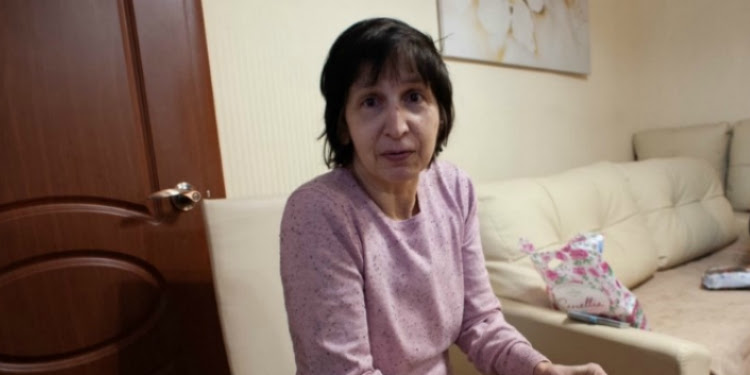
539, 179, 563, 244
638, 194, 727, 214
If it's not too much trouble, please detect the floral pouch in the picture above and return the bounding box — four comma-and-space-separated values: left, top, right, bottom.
520, 233, 648, 329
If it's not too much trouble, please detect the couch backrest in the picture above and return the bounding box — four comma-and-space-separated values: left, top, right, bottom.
203, 198, 296, 375
616, 158, 738, 269
727, 118, 750, 210
476, 162, 659, 306
632, 121, 731, 186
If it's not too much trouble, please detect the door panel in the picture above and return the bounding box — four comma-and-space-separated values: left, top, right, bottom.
1, 0, 151, 205
130, 0, 224, 197
0, 1, 229, 374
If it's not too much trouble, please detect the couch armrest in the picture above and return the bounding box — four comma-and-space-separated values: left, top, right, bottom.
449, 299, 711, 375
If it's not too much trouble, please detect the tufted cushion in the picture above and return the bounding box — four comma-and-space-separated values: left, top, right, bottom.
477, 162, 659, 306
616, 158, 738, 269
477, 179, 558, 306
633, 122, 731, 185
726, 118, 750, 210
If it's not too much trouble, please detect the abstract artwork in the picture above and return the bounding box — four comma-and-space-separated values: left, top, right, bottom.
437, 0, 590, 74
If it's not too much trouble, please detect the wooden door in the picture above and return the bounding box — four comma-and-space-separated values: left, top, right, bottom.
0, 1, 230, 374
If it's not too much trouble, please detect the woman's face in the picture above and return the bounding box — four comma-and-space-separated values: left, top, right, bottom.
344, 65, 440, 193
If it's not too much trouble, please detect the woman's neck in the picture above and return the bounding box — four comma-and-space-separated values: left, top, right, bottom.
350, 166, 420, 221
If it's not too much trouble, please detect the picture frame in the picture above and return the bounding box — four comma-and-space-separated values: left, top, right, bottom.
437, 0, 591, 75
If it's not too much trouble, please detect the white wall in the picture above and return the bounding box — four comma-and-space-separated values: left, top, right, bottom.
442, 0, 624, 182
202, 0, 750, 198
202, 0, 442, 197
614, 0, 750, 132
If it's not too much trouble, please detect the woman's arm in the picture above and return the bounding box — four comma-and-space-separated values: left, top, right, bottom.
280, 188, 383, 375
454, 176, 548, 375
453, 173, 608, 375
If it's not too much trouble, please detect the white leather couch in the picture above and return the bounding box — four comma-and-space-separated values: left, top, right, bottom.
450, 120, 750, 375
448, 157, 750, 375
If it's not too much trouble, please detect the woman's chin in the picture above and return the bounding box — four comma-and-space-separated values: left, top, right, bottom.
378, 166, 424, 185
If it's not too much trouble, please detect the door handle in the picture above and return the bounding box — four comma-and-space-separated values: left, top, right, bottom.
149, 182, 202, 211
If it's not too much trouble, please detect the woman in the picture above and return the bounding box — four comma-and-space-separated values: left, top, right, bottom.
280, 17, 607, 375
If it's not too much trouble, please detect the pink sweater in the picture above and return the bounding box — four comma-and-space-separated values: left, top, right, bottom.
280, 161, 547, 375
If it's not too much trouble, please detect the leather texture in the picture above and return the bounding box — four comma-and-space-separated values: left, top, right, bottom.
617, 157, 738, 269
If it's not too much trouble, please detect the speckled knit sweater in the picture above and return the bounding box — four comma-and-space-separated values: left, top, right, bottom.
280, 160, 547, 375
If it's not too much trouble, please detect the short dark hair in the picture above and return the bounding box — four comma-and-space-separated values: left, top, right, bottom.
319, 17, 454, 168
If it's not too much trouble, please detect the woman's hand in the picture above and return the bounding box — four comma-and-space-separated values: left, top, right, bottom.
533, 361, 607, 375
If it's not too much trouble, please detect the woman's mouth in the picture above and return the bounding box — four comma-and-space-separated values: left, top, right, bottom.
381, 150, 414, 162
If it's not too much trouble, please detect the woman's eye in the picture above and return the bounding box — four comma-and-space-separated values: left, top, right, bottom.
407, 91, 423, 103
362, 97, 377, 108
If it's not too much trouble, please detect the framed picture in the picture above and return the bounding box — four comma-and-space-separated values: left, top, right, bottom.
437, 0, 590, 74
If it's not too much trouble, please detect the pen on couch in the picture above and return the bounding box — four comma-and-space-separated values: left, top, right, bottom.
567, 310, 629, 328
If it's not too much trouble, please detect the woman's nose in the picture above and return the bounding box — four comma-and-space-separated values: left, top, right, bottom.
383, 104, 409, 138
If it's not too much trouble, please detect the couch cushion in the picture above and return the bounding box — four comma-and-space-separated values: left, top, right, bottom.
477, 179, 558, 306
203, 198, 296, 375
617, 158, 738, 269
633, 239, 750, 375
726, 118, 750, 211
633, 121, 731, 185
477, 162, 659, 306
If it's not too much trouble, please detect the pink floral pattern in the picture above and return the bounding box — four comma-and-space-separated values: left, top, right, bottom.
544, 270, 560, 281
519, 233, 649, 329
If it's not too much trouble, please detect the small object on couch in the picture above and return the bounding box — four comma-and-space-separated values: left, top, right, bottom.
702, 266, 750, 290
567, 310, 630, 328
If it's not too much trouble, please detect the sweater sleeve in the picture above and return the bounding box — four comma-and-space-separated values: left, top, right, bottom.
454, 176, 548, 375
280, 187, 384, 375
